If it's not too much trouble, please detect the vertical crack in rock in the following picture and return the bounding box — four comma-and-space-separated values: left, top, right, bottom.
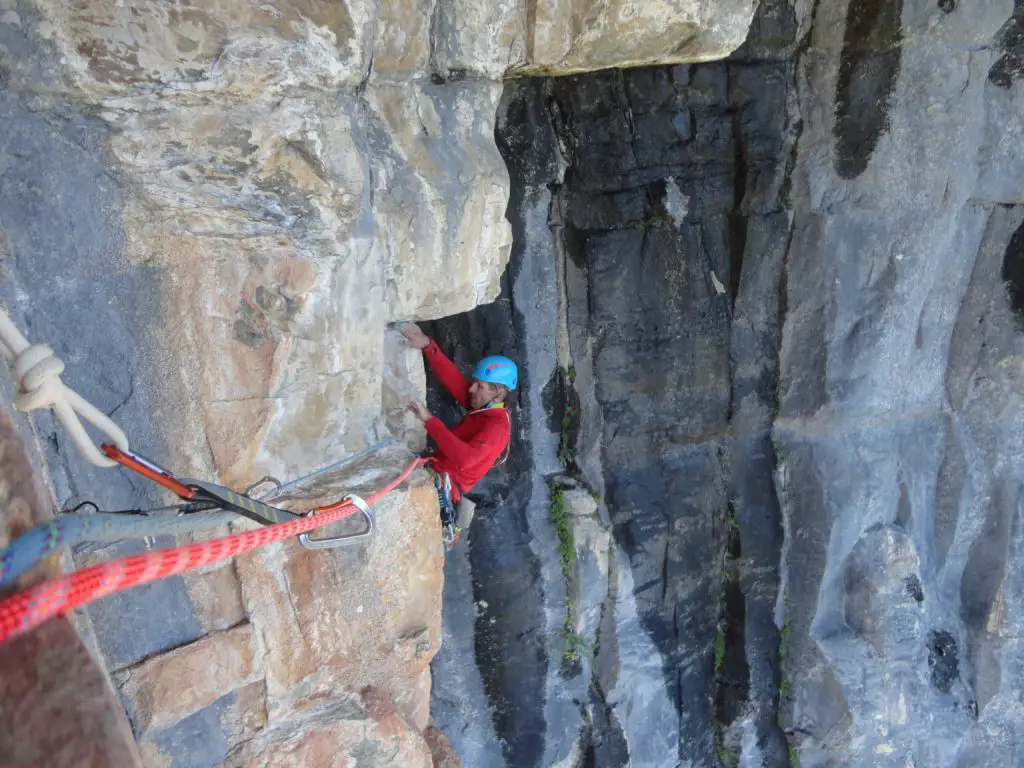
832, 0, 904, 179
713, 502, 752, 763
728, 110, 748, 306
1000, 219, 1024, 321
989, 0, 1024, 88
422, 279, 546, 768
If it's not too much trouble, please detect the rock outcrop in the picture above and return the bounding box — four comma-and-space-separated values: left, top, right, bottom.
0, 0, 758, 765
0, 407, 143, 768
428, 0, 1024, 766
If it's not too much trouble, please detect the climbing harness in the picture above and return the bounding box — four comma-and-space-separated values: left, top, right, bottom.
0, 308, 429, 645
426, 466, 459, 548
423, 402, 512, 549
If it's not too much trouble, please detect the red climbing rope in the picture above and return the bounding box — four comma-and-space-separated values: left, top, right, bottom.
0, 457, 426, 646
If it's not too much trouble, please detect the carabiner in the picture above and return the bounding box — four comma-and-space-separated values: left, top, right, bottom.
299, 494, 375, 550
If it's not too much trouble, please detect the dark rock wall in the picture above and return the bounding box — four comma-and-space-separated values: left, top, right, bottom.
431, 3, 797, 764
433, 0, 1024, 766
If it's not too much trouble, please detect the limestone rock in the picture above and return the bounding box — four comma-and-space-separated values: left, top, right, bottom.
0, 0, 761, 765
423, 725, 463, 768
235, 481, 443, 728
117, 623, 261, 734
431, 0, 757, 78
1, 0, 757, 488
511, 0, 758, 76
136, 680, 268, 768
182, 563, 247, 635
0, 408, 141, 767
225, 688, 434, 768
432, 0, 1024, 765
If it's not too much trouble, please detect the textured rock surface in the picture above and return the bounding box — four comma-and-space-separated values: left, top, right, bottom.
435, 59, 786, 765
222, 687, 434, 768
110, 476, 444, 765
423, 725, 464, 768
0, 0, 755, 487
429, 0, 1024, 766
117, 624, 261, 735
0, 0, 758, 765
505, 0, 757, 76
0, 408, 142, 767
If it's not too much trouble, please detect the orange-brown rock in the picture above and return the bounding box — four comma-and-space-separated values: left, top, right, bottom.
424, 725, 463, 768
0, 407, 141, 767
225, 687, 433, 767
236, 478, 443, 728
117, 623, 261, 734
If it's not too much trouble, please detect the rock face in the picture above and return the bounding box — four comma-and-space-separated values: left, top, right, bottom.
431, 33, 794, 765
428, 0, 1024, 766
0, 0, 756, 489
0, 0, 757, 765
0, 407, 142, 768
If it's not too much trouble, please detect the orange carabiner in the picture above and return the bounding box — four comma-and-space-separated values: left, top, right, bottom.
100, 443, 196, 500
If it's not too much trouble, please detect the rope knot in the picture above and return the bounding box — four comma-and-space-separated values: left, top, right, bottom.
13, 344, 66, 412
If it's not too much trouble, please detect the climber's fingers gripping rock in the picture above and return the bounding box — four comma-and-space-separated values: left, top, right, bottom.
399, 322, 429, 350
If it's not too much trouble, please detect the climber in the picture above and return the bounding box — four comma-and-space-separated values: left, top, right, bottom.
399, 322, 515, 546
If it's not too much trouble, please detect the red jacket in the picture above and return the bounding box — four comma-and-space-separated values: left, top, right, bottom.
422, 339, 511, 499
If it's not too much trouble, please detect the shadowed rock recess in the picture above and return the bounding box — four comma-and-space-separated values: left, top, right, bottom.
430, 0, 1024, 765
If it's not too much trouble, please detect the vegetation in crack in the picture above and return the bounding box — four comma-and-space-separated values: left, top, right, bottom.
777, 604, 798, 766
549, 481, 588, 672
549, 357, 593, 672
778, 618, 792, 700
549, 482, 577, 582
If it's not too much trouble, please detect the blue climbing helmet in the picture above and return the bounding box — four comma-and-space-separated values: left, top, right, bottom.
472, 355, 518, 390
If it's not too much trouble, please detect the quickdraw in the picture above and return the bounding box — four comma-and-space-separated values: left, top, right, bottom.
102, 444, 376, 549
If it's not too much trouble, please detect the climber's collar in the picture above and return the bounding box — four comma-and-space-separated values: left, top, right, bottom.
469, 400, 505, 415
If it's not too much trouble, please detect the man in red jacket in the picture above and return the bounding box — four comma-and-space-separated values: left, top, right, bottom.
400, 323, 516, 545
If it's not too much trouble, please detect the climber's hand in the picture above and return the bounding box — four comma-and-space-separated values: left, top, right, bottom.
400, 322, 430, 350
408, 400, 432, 422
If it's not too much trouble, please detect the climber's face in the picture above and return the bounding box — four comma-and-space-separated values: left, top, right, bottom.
469, 380, 505, 410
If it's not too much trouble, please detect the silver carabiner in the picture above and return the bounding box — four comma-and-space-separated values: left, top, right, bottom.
245, 476, 282, 498
299, 494, 375, 550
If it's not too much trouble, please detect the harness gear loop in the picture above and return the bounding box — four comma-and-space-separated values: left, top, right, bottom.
0, 309, 129, 467
426, 466, 460, 548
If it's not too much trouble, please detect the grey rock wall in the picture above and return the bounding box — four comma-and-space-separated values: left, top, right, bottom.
1, 0, 765, 763
431, 0, 1024, 766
